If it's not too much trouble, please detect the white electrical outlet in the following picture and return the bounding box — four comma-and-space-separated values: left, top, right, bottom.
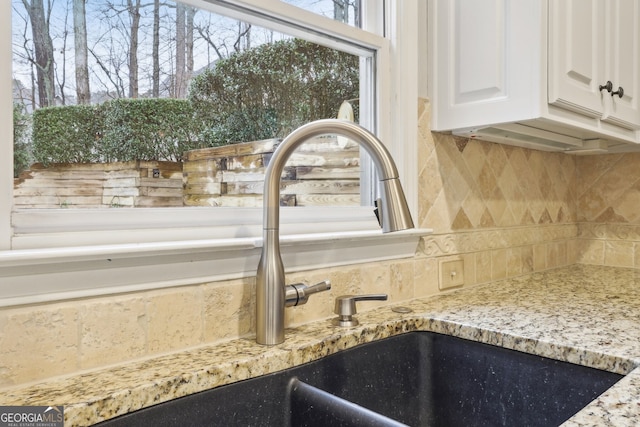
439, 258, 465, 290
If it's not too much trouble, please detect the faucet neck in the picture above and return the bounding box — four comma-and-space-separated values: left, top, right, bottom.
256, 119, 414, 345
262, 119, 405, 231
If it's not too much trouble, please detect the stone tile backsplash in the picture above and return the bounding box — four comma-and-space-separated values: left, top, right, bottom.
417, 99, 576, 233
577, 153, 640, 224
575, 153, 640, 269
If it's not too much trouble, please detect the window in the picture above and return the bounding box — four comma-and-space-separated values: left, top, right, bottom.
1, 0, 420, 306
12, 0, 367, 213
281, 0, 362, 27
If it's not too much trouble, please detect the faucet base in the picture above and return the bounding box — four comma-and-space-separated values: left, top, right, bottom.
332, 317, 360, 327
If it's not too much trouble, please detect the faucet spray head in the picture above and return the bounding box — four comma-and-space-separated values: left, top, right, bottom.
379, 178, 414, 233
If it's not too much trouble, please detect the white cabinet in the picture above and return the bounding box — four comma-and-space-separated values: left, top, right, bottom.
549, 0, 640, 130
603, 0, 640, 129
548, 0, 606, 119
428, 0, 640, 153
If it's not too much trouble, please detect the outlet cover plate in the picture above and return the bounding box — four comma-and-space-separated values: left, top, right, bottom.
439, 258, 465, 290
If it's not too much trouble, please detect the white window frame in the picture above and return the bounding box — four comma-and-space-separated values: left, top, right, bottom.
0, 0, 425, 307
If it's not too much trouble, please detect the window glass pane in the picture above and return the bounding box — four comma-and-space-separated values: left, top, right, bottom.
281, 0, 362, 27
12, 0, 365, 210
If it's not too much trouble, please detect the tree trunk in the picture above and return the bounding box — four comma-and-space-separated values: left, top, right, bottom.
175, 2, 186, 98
73, 0, 91, 104
334, 0, 360, 25
353, 1, 360, 27
333, 0, 348, 23
234, 22, 251, 52
57, 14, 68, 105
152, 0, 160, 97
186, 7, 195, 86
22, 0, 56, 107
128, 0, 141, 98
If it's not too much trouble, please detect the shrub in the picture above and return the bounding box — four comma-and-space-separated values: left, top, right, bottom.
200, 107, 279, 146
32, 104, 103, 165
100, 98, 200, 162
13, 104, 32, 177
31, 99, 202, 164
189, 39, 359, 145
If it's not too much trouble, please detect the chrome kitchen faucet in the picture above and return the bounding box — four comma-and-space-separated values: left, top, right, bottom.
256, 119, 414, 345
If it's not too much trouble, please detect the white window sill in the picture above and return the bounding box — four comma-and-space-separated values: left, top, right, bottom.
2, 207, 430, 307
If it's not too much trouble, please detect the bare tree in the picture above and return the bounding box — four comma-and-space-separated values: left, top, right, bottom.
15, 0, 279, 106
93, 0, 149, 98
21, 0, 56, 107
174, 3, 196, 98
56, 3, 70, 105
89, 32, 128, 99
152, 0, 160, 97
174, 1, 186, 97
127, 0, 141, 98
233, 22, 251, 52
195, 23, 227, 61
333, 0, 360, 26
186, 7, 195, 85
333, 0, 347, 23
12, 5, 38, 110
194, 13, 254, 64
73, 0, 91, 104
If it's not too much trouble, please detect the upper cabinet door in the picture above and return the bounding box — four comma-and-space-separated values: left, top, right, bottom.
604, 0, 640, 129
429, 0, 541, 131
548, 0, 606, 119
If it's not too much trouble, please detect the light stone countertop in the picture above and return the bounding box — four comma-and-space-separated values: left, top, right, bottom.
2, 264, 640, 426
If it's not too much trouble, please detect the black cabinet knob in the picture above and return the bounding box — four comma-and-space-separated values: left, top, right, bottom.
611, 86, 624, 98
599, 81, 613, 92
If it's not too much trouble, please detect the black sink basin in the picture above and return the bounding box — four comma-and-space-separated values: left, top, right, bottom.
96, 332, 623, 426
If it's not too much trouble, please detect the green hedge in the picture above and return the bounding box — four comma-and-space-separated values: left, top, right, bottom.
101, 98, 200, 162
32, 99, 204, 164
200, 107, 278, 146
32, 104, 103, 165
13, 104, 32, 177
